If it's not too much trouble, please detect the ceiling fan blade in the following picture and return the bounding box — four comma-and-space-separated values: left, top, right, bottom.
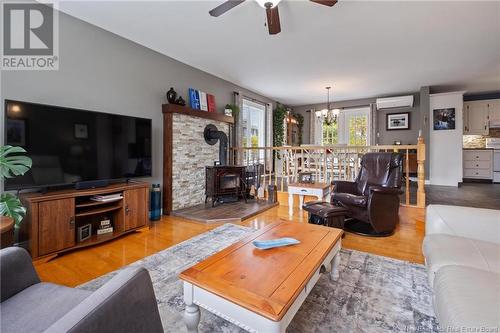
310, 0, 338, 7
209, 0, 246, 17
266, 5, 281, 35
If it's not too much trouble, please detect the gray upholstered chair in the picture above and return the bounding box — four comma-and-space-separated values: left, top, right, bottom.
0, 247, 163, 333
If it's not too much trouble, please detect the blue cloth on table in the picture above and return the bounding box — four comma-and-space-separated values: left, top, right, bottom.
252, 238, 300, 250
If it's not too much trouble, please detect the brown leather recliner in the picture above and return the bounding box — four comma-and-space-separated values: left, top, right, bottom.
332, 152, 403, 236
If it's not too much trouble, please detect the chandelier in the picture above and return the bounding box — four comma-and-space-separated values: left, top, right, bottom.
317, 86, 340, 125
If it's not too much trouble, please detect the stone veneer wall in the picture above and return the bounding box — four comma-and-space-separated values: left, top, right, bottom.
463, 128, 500, 148
171, 113, 229, 210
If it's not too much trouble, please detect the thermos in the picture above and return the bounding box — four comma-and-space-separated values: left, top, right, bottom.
150, 184, 162, 221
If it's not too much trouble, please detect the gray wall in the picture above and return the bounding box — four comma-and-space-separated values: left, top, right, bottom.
419, 86, 431, 179
376, 93, 420, 145
1, 11, 276, 185
293, 94, 422, 145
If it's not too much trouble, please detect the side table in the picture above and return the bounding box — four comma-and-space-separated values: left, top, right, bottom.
288, 182, 330, 215
0, 216, 15, 249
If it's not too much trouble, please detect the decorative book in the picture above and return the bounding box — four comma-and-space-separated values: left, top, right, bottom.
207, 94, 216, 112
199, 91, 208, 111
97, 227, 113, 235
188, 88, 200, 109
100, 219, 111, 227
252, 237, 300, 250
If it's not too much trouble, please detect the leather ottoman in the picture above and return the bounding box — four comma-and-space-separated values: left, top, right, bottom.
302, 201, 348, 229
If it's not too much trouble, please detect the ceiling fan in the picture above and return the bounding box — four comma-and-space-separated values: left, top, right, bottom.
209, 0, 338, 35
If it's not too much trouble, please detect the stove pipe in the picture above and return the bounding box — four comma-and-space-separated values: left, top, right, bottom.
204, 124, 228, 165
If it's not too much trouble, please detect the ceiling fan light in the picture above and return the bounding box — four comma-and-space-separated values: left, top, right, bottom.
255, 0, 282, 8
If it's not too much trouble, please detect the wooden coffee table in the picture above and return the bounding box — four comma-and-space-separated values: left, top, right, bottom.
179, 221, 343, 333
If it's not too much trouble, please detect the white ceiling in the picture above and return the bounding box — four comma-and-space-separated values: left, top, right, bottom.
56, 0, 500, 105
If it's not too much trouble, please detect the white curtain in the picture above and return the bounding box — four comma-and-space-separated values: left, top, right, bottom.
370, 103, 377, 144
310, 109, 323, 145
266, 103, 272, 166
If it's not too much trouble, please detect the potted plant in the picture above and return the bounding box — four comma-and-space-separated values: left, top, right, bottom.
224, 104, 240, 119
0, 145, 32, 243
225, 104, 241, 157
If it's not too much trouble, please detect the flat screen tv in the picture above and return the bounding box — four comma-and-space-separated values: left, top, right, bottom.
4, 100, 152, 190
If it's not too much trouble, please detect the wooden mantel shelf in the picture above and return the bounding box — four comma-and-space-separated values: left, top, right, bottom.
162, 104, 234, 124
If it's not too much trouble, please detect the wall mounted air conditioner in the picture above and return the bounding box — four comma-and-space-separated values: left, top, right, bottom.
376, 95, 414, 110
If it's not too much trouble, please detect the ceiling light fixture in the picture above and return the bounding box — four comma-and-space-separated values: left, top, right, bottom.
254, 0, 282, 8
318, 86, 339, 125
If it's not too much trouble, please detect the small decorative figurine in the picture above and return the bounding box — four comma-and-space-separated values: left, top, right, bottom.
166, 87, 177, 104
175, 96, 186, 106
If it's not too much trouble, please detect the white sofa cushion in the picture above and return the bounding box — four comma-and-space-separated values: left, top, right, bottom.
423, 234, 500, 287
433, 265, 500, 331
426, 205, 500, 244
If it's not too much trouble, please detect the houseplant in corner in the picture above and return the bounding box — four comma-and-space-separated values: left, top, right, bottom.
0, 145, 32, 246
225, 104, 240, 149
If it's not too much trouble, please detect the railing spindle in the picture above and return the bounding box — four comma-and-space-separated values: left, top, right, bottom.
230, 141, 425, 208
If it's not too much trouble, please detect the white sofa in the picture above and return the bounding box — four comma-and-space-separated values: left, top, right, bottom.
423, 204, 500, 331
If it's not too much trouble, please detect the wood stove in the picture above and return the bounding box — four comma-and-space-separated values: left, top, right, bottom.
205, 166, 246, 206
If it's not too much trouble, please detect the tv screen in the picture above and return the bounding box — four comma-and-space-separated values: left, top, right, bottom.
5, 100, 152, 190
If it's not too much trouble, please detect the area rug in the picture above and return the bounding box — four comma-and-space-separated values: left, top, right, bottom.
78, 224, 438, 333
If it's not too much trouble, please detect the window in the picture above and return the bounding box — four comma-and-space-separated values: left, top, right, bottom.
241, 99, 266, 148
323, 121, 338, 145
318, 107, 371, 146
344, 108, 370, 146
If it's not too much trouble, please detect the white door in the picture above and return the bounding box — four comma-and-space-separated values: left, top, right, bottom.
339, 107, 371, 145
241, 99, 267, 163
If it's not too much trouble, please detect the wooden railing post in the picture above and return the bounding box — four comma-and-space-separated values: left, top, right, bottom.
417, 136, 426, 208
405, 149, 410, 205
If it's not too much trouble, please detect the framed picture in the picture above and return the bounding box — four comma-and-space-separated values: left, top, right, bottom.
6, 119, 26, 146
386, 112, 410, 131
77, 224, 92, 242
433, 108, 456, 130
74, 123, 88, 139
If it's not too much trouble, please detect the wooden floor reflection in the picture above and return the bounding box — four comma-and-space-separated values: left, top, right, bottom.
34, 203, 425, 287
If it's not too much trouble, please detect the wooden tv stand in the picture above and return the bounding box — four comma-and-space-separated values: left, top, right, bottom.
20, 181, 150, 260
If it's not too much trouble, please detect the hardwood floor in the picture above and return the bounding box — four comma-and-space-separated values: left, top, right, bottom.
33, 203, 425, 287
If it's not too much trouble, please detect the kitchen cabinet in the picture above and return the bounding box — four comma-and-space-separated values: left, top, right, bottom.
488, 100, 500, 127
464, 101, 489, 135
463, 149, 493, 180
464, 99, 500, 133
